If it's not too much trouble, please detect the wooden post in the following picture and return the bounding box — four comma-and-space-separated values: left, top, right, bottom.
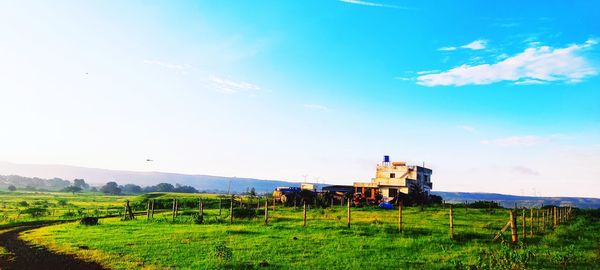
172, 199, 177, 222
146, 200, 151, 221
240, 196, 243, 208
294, 199, 297, 211
449, 204, 454, 240
303, 201, 307, 227
509, 210, 518, 244
272, 199, 276, 211
347, 198, 351, 228
553, 207, 557, 228
398, 201, 403, 233
219, 198, 222, 216
151, 199, 155, 219
530, 208, 534, 237
230, 195, 234, 224
541, 208, 545, 232
199, 198, 204, 224
257, 198, 260, 209
263, 200, 268, 225
536, 208, 540, 233
522, 209, 526, 242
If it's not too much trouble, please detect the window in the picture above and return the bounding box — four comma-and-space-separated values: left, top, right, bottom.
390, 173, 395, 178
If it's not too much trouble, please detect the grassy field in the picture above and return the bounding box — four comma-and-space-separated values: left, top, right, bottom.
15, 192, 600, 269
0, 191, 129, 225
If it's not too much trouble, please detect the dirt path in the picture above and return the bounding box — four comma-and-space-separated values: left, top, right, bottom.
0, 222, 107, 270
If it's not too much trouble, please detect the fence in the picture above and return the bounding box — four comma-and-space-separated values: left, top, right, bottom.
133, 196, 575, 246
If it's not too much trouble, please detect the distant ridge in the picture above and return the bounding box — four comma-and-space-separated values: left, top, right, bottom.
1, 161, 598, 208
433, 191, 600, 209
0, 161, 316, 194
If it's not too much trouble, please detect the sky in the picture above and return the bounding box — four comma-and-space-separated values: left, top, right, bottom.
1, 0, 599, 197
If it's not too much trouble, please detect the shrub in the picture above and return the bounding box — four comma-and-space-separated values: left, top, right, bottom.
80, 217, 99, 225
17, 201, 29, 207
233, 208, 259, 219
212, 242, 232, 263
20, 206, 49, 218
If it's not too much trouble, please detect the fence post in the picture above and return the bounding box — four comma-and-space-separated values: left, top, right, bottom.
536, 208, 540, 233
398, 201, 403, 233
171, 199, 176, 222
541, 208, 545, 232
264, 200, 268, 225
553, 207, 557, 228
230, 195, 234, 224
219, 198, 222, 216
146, 200, 151, 221
509, 210, 518, 244
522, 209, 526, 242
199, 198, 204, 224
449, 204, 454, 240
347, 198, 351, 228
530, 208, 534, 237
151, 199, 155, 220
272, 199, 276, 211
303, 201, 307, 227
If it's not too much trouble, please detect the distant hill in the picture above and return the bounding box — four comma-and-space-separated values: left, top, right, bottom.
433, 191, 600, 209
1, 161, 598, 208
0, 161, 317, 194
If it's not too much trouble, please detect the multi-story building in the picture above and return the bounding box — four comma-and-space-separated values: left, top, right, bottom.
354, 155, 433, 201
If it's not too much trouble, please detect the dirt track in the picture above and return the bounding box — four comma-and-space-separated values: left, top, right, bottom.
0, 222, 107, 270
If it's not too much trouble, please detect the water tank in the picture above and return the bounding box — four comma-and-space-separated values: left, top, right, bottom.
383, 155, 390, 163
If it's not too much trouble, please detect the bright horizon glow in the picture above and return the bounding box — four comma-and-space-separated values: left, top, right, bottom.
1, 1, 599, 198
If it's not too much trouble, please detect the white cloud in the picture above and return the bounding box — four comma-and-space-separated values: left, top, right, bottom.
512, 166, 540, 176
480, 135, 547, 147
460, 40, 487, 50
303, 104, 329, 110
418, 39, 598, 86
143, 60, 191, 71
456, 125, 476, 133
338, 0, 405, 9
208, 76, 260, 94
438, 46, 457, 51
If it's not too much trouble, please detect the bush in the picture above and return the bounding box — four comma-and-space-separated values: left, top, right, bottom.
80, 217, 99, 225
17, 201, 29, 207
20, 206, 49, 218
212, 242, 232, 263
233, 208, 259, 219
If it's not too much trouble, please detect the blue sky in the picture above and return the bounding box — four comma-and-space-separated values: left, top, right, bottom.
1, 0, 599, 197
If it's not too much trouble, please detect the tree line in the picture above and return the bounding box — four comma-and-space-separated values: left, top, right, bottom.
2, 174, 199, 195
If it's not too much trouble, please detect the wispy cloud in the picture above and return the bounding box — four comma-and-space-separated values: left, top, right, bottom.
480, 135, 548, 147
338, 0, 406, 9
143, 60, 191, 72
512, 166, 540, 176
438, 39, 486, 51
461, 39, 487, 50
303, 104, 329, 110
208, 76, 260, 94
419, 39, 597, 86
456, 125, 476, 133
438, 46, 457, 51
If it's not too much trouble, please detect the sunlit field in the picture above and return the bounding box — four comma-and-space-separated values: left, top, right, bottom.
12, 193, 600, 269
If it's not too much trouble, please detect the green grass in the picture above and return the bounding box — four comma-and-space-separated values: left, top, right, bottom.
20, 197, 600, 269
0, 191, 130, 225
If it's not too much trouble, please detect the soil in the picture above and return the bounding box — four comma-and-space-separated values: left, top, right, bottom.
0, 222, 107, 270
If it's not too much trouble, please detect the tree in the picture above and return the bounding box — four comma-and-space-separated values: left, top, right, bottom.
121, 184, 142, 194
100, 181, 121, 195
8, 185, 16, 192
249, 187, 256, 196
155, 183, 175, 192
73, 179, 90, 190
62, 186, 83, 195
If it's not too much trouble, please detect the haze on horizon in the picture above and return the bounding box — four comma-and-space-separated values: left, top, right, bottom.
1, 1, 599, 198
